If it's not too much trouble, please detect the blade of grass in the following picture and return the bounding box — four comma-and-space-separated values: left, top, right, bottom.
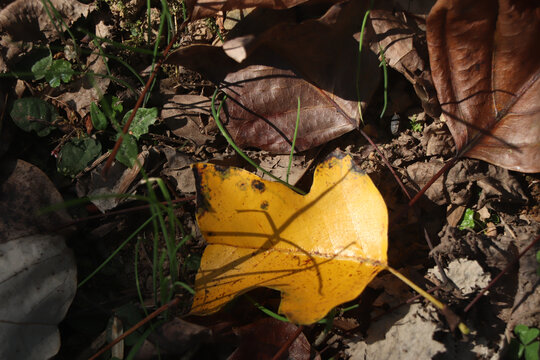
356, 5, 372, 124
286, 97, 301, 184
78, 214, 156, 288
378, 45, 388, 119
210, 89, 306, 195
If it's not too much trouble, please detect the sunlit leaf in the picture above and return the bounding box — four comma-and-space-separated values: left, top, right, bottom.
427, 0, 540, 172
191, 151, 388, 324
121, 108, 158, 140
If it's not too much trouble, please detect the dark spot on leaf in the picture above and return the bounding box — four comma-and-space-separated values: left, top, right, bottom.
251, 179, 265, 192
192, 165, 213, 215
260, 200, 269, 210
237, 181, 247, 191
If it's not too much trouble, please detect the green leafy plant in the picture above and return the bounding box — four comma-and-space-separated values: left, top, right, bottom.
10, 97, 58, 136
57, 136, 102, 177
409, 114, 423, 133
459, 208, 479, 230
458, 208, 499, 232
511, 325, 540, 360
31, 52, 75, 88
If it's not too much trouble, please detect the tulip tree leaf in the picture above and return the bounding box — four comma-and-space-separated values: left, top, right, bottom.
190, 151, 388, 324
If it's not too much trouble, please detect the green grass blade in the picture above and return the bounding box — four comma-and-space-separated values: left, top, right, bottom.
378, 45, 388, 119
286, 97, 301, 184
211, 89, 306, 195
78, 214, 156, 288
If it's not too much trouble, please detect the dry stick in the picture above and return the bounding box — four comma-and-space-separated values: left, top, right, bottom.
89, 296, 181, 360
50, 196, 195, 232
464, 232, 540, 313
271, 325, 304, 360
102, 21, 187, 177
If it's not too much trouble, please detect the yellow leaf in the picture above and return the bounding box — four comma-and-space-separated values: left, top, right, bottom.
190, 151, 388, 324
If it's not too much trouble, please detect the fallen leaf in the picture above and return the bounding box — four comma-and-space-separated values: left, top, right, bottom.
426, 0, 540, 172
368, 9, 440, 117
0, 0, 94, 71
133, 318, 212, 359
230, 318, 311, 360
186, 0, 312, 20
0, 159, 76, 360
168, 1, 380, 153
161, 94, 214, 146
191, 151, 388, 324
54, 51, 111, 118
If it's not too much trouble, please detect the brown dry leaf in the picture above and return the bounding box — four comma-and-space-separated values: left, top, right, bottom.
0, 0, 94, 71
53, 50, 110, 118
427, 0, 540, 172
0, 159, 76, 360
161, 94, 213, 146
368, 9, 440, 117
190, 151, 388, 324
168, 1, 380, 153
133, 318, 211, 359
186, 0, 313, 20
221, 1, 379, 153
230, 318, 311, 360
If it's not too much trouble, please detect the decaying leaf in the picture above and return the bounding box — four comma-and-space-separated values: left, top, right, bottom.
0, 0, 94, 71
368, 9, 440, 117
168, 0, 380, 153
191, 151, 388, 324
230, 318, 312, 360
427, 0, 540, 172
0, 159, 76, 360
54, 51, 110, 118
186, 0, 312, 20
161, 94, 213, 146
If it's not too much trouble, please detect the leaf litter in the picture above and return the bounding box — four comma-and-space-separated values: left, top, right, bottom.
0, 0, 539, 358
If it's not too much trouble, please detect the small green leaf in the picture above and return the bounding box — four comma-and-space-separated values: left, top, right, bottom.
121, 107, 157, 140
115, 133, 138, 167
57, 137, 102, 177
31, 54, 53, 80
516, 326, 540, 345
525, 341, 539, 360
46, 59, 74, 88
90, 103, 108, 130
10, 98, 57, 136
459, 208, 476, 230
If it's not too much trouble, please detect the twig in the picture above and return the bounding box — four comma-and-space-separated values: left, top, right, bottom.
89, 297, 181, 360
464, 232, 540, 313
271, 325, 304, 360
